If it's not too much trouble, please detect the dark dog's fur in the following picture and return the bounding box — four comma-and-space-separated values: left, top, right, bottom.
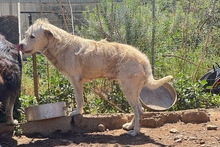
0, 34, 22, 125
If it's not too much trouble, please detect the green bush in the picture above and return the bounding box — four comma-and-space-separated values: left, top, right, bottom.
171, 74, 220, 110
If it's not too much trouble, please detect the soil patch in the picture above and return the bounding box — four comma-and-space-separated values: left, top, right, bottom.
1, 109, 220, 147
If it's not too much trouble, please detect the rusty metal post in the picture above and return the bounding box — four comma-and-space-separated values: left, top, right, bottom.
151, 0, 155, 75
28, 14, 39, 101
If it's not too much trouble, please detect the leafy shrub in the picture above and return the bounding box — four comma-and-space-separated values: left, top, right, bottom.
171, 74, 220, 110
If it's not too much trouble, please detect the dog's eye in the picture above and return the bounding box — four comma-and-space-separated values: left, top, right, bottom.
30, 34, 35, 39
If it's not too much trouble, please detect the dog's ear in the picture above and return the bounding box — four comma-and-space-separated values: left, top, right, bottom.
44, 29, 61, 41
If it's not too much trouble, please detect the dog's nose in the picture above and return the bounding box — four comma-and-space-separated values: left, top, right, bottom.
17, 44, 23, 50
17, 44, 25, 53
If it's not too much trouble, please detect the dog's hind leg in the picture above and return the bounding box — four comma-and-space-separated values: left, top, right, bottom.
122, 101, 143, 136
69, 77, 84, 116
120, 76, 144, 136
122, 101, 143, 131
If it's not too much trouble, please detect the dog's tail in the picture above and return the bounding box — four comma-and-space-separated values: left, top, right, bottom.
144, 75, 173, 90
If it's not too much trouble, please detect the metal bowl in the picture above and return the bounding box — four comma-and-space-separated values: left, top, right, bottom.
140, 82, 177, 111
25, 102, 67, 121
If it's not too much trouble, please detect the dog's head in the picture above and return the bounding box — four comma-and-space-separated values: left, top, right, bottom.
18, 18, 61, 54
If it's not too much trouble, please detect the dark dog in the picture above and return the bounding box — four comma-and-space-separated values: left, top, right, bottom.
0, 34, 22, 125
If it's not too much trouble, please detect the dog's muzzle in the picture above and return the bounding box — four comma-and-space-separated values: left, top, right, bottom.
17, 44, 25, 53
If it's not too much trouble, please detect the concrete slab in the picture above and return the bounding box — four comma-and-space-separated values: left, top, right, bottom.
21, 116, 72, 136
0, 109, 210, 137
72, 113, 130, 132
0, 124, 14, 135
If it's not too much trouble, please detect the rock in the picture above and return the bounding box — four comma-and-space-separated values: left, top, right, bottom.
181, 110, 209, 123
98, 124, 105, 132
170, 128, 178, 134
200, 140, 205, 144
183, 136, 188, 140
189, 136, 197, 140
207, 125, 217, 130
175, 138, 182, 143
62, 139, 68, 142
174, 134, 183, 140
110, 140, 117, 143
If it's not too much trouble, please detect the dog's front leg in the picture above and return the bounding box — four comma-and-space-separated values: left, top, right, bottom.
5, 95, 18, 125
69, 77, 84, 116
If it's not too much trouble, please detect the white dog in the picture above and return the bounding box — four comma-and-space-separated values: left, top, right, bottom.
19, 18, 173, 136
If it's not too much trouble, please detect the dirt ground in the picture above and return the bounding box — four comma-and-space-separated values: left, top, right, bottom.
1, 109, 220, 147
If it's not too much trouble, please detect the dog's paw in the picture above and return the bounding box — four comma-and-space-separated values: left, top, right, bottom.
6, 119, 18, 125
69, 110, 83, 116
122, 122, 134, 131
127, 130, 139, 136
14, 119, 18, 125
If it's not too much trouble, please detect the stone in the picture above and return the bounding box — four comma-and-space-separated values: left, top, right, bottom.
207, 125, 217, 130
189, 136, 197, 140
175, 138, 182, 143
98, 124, 105, 132
200, 140, 205, 144
181, 110, 209, 123
174, 134, 183, 140
170, 128, 178, 133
